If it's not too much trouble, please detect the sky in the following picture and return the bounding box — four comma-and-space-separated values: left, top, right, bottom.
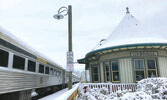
0, 0, 167, 72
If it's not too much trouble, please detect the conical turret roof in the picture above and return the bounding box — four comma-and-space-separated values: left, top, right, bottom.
94, 8, 167, 50
78, 8, 167, 64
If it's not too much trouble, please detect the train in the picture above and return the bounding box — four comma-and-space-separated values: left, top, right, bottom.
0, 26, 80, 99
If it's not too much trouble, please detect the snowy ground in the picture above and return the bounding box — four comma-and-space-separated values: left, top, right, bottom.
39, 78, 167, 100
77, 77, 167, 100
39, 83, 79, 100
39, 88, 68, 100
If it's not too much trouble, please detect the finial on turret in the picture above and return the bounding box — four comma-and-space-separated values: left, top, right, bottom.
126, 7, 130, 13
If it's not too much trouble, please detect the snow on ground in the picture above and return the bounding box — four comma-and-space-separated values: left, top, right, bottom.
39, 83, 79, 100
119, 91, 152, 100
39, 88, 68, 100
39, 78, 167, 100
77, 77, 167, 100
137, 77, 167, 99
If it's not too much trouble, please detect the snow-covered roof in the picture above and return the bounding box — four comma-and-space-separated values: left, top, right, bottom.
94, 8, 167, 50
78, 8, 167, 64
0, 25, 64, 70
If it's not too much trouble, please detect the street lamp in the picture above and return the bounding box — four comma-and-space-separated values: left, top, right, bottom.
53, 5, 73, 90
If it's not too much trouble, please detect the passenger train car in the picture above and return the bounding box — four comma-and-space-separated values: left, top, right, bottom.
0, 26, 80, 98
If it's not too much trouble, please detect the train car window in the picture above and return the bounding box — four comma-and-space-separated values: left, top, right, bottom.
45, 66, 49, 74
28, 60, 36, 72
39, 64, 44, 73
53, 69, 57, 76
50, 68, 53, 75
56, 71, 61, 76
0, 49, 9, 67
13, 55, 25, 70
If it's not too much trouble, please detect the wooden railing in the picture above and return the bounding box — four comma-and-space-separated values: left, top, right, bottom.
80, 83, 137, 93
55, 83, 79, 100
67, 87, 79, 100
59, 83, 137, 100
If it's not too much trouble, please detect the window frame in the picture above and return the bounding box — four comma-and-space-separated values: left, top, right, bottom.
92, 64, 99, 83
45, 66, 49, 74
50, 68, 53, 75
27, 59, 36, 72
146, 58, 158, 77
133, 58, 159, 82
104, 62, 110, 82
0, 49, 9, 67
12, 54, 25, 70
111, 61, 120, 83
39, 64, 44, 74
134, 59, 146, 82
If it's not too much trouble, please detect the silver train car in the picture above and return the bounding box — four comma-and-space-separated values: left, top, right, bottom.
0, 26, 80, 99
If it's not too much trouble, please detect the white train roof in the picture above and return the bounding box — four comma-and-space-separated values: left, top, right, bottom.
94, 8, 167, 50
0, 25, 64, 70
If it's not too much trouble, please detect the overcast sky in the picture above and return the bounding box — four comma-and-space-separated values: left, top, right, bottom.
0, 0, 167, 71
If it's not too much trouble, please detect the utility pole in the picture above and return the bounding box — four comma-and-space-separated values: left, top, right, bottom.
53, 5, 73, 90
68, 5, 73, 90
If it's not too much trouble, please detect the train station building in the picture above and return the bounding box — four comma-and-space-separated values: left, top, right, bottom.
78, 8, 167, 83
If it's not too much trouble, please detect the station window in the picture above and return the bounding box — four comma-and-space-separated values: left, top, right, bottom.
147, 59, 158, 77
93, 65, 99, 82
13, 55, 25, 70
134, 58, 158, 82
0, 49, 9, 67
45, 66, 49, 74
104, 62, 110, 82
134, 59, 145, 81
39, 64, 44, 73
28, 60, 36, 72
111, 61, 119, 82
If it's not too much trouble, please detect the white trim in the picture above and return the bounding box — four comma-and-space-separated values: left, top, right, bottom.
36, 62, 39, 73
25, 58, 28, 71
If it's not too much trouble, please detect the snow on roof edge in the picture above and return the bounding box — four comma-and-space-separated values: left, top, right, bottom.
86, 42, 167, 58
0, 25, 64, 70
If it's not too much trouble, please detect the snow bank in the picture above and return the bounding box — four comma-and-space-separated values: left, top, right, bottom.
78, 86, 151, 100
137, 77, 167, 99
120, 91, 152, 100
40, 83, 79, 100
77, 77, 167, 100
77, 87, 110, 100
53, 83, 79, 100
39, 88, 68, 100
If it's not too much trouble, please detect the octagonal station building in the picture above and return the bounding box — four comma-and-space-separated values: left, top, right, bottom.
78, 8, 167, 83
